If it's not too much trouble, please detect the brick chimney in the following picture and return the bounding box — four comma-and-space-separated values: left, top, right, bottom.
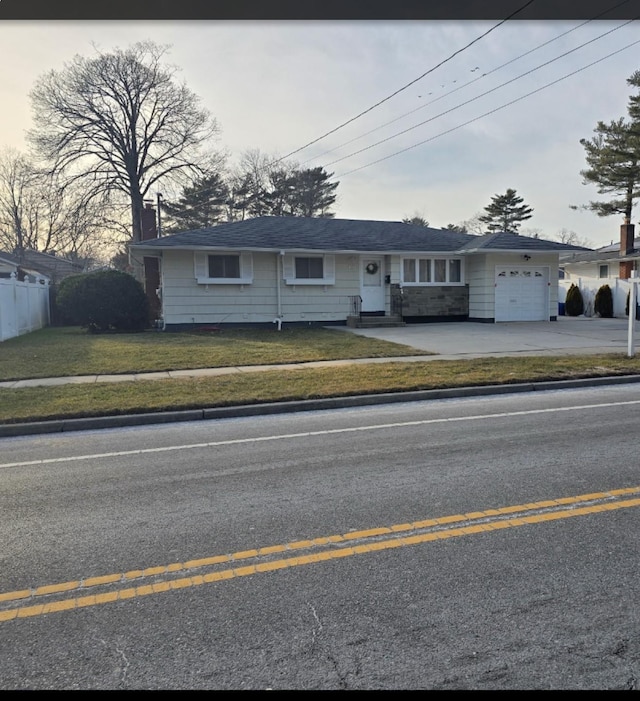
619, 219, 636, 280
140, 199, 161, 323
141, 200, 158, 241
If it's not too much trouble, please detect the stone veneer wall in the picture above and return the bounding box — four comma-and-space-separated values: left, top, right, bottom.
391, 284, 469, 318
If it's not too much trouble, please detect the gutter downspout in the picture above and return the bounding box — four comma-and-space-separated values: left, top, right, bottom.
274, 250, 284, 330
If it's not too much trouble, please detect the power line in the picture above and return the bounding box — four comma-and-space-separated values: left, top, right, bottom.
334, 39, 640, 179
322, 18, 636, 169
156, 1, 635, 222
272, 0, 536, 165
299, 0, 632, 167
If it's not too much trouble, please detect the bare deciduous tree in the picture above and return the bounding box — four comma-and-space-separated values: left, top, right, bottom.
0, 148, 42, 253
555, 228, 593, 248
28, 41, 218, 255
453, 212, 486, 235
0, 147, 117, 261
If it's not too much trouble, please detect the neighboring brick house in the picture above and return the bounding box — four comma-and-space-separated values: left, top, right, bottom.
560, 222, 639, 281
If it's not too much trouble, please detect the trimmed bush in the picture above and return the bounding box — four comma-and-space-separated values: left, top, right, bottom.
594, 284, 613, 318
56, 270, 150, 333
625, 290, 640, 320
564, 283, 584, 317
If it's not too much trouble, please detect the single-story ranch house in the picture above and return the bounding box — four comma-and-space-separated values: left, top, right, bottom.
130, 216, 589, 330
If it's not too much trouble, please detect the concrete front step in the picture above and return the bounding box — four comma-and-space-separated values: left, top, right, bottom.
346, 315, 406, 328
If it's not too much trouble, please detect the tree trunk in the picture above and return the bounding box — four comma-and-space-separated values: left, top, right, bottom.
129, 193, 145, 283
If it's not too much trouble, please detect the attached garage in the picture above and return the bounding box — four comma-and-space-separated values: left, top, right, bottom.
494, 265, 550, 322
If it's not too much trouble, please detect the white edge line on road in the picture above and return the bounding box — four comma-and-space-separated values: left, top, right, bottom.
3, 399, 640, 469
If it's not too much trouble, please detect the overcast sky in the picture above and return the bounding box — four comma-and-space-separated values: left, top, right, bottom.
0, 15, 638, 248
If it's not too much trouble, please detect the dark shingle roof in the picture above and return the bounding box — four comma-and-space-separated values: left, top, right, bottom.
560, 238, 640, 264
0, 250, 48, 278
134, 216, 477, 253
457, 231, 593, 253
0, 249, 85, 281
132, 217, 593, 255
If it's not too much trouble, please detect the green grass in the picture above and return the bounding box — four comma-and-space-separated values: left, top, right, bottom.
0, 326, 432, 381
2, 326, 640, 425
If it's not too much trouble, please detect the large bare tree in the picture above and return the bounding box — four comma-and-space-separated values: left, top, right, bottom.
27, 41, 218, 254
0, 148, 34, 253
0, 147, 116, 261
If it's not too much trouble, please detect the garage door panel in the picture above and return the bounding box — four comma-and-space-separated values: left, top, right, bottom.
495, 266, 549, 322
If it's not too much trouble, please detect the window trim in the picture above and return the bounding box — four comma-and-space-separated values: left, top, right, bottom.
194, 251, 253, 284
401, 256, 464, 286
283, 253, 335, 285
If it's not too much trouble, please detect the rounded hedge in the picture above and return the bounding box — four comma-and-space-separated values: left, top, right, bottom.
56, 270, 150, 333
564, 283, 584, 317
594, 284, 613, 318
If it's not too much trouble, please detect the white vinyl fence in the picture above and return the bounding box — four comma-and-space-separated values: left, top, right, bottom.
559, 276, 633, 318
0, 273, 50, 342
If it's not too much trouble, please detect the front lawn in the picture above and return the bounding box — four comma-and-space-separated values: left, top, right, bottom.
0, 326, 433, 381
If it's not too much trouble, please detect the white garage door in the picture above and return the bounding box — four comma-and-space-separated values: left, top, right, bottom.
494, 266, 549, 322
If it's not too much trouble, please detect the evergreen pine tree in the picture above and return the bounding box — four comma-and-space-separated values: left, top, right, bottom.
478, 188, 533, 233
161, 173, 229, 232
575, 70, 640, 224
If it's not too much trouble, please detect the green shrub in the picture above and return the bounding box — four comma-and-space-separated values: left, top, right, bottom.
625, 290, 640, 320
564, 283, 584, 316
56, 270, 150, 333
594, 284, 613, 318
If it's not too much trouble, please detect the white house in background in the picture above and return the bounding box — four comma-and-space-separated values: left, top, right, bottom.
130, 216, 589, 330
559, 222, 637, 318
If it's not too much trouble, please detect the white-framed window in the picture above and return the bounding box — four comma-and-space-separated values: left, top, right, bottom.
599, 264, 609, 278
401, 257, 463, 285
194, 251, 253, 284
283, 253, 335, 285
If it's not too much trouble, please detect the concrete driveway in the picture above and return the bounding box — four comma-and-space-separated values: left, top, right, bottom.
333, 316, 640, 359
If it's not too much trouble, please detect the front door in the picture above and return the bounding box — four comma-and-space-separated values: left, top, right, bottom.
360, 257, 385, 313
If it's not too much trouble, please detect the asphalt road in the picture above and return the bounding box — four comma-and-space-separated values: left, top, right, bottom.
1, 383, 640, 689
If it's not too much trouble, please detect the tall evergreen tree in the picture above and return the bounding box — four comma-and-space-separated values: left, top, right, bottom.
478, 188, 533, 234
575, 70, 640, 224
161, 172, 228, 232
285, 167, 339, 217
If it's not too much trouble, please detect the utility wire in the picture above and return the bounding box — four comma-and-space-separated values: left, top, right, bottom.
334, 39, 640, 179
156, 0, 633, 221
322, 18, 636, 169
300, 0, 632, 167
272, 0, 536, 164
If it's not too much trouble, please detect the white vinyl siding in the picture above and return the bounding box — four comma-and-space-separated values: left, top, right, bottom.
467, 253, 558, 322
194, 251, 253, 284
160, 251, 356, 326
283, 254, 335, 285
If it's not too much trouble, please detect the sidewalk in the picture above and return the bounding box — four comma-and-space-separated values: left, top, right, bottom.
2, 316, 640, 437
1, 316, 637, 390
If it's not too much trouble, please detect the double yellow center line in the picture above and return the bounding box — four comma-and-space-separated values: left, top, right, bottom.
2, 486, 639, 622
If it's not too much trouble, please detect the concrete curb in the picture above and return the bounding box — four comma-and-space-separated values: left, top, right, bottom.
2, 374, 640, 438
